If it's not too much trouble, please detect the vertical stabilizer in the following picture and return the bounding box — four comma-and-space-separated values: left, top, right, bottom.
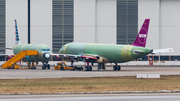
15, 19, 21, 45
131, 19, 150, 47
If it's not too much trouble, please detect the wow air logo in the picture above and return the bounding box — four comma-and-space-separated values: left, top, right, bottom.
138, 28, 147, 44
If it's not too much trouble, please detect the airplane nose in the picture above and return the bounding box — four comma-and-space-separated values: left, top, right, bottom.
43, 52, 51, 59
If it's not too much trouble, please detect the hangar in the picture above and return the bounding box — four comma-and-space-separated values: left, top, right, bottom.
0, 0, 180, 61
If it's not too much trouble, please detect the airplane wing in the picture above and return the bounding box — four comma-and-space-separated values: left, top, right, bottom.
51, 53, 79, 57
152, 48, 173, 54
51, 53, 98, 60
52, 53, 110, 64
0, 47, 13, 56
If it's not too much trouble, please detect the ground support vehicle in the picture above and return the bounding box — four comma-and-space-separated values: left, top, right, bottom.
54, 62, 83, 71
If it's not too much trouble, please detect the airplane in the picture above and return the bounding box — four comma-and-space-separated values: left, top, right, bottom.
55, 19, 173, 71
1, 19, 52, 69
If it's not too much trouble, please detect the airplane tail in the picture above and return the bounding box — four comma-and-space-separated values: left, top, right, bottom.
131, 19, 150, 47
15, 19, 21, 45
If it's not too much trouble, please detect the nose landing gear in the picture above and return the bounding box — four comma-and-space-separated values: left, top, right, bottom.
42, 62, 50, 69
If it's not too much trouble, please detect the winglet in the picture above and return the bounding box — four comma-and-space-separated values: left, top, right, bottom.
15, 19, 21, 45
131, 19, 150, 47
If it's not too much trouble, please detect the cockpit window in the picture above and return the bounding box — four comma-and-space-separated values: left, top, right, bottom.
41, 49, 51, 51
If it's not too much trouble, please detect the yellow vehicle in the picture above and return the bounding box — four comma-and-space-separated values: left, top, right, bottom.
54, 62, 83, 71
13, 64, 20, 69
7, 64, 30, 69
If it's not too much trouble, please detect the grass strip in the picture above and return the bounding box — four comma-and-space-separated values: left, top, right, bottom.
0, 75, 180, 94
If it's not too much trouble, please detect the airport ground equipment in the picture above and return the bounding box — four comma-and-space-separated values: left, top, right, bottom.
54, 62, 83, 71
26, 61, 37, 69
1, 50, 38, 69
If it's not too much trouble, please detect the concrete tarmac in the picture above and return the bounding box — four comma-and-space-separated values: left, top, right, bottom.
0, 93, 180, 101
0, 66, 180, 79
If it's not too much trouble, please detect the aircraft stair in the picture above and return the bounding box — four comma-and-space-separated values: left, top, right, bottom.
1, 50, 38, 69
26, 61, 36, 69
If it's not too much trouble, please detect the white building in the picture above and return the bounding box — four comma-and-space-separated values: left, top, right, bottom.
0, 0, 180, 61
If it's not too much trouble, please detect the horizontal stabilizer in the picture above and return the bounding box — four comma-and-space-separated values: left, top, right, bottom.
152, 48, 174, 54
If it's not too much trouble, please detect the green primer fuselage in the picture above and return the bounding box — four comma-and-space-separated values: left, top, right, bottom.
59, 43, 152, 63
13, 44, 52, 62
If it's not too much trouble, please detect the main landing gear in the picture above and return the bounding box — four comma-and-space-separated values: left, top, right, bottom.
42, 62, 50, 70
113, 63, 121, 71
85, 66, 92, 71
85, 59, 92, 71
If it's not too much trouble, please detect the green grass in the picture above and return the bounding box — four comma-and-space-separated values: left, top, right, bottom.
0, 75, 180, 94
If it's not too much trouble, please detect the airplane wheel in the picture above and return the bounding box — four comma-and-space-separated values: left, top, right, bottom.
42, 65, 46, 69
89, 66, 92, 71
117, 66, 121, 71
85, 66, 89, 71
47, 64, 50, 69
113, 66, 117, 71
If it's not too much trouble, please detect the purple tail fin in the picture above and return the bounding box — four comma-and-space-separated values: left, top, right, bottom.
131, 19, 150, 47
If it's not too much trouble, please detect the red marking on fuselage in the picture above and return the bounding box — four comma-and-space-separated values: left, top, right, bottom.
81, 56, 97, 60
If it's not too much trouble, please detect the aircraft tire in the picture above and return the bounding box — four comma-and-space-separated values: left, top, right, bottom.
42, 65, 46, 70
113, 66, 117, 71
47, 64, 50, 69
89, 66, 92, 71
117, 66, 121, 71
85, 66, 89, 71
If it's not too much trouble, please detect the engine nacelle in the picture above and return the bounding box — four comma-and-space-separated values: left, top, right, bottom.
95, 56, 109, 63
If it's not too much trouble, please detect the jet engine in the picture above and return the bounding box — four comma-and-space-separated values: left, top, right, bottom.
95, 56, 109, 63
